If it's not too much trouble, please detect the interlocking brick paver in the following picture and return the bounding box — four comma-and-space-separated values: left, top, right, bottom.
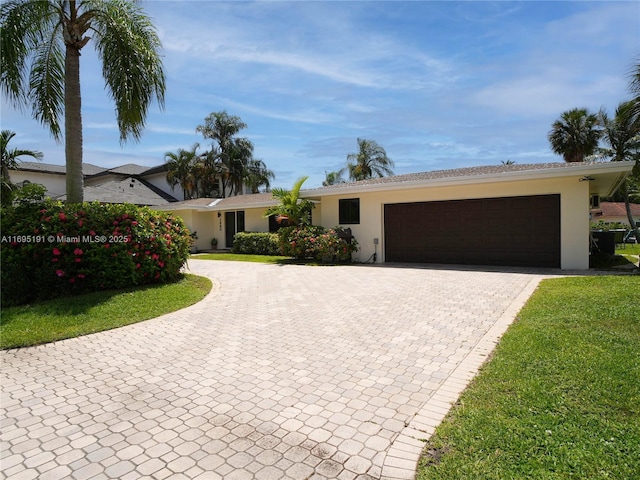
1, 261, 550, 479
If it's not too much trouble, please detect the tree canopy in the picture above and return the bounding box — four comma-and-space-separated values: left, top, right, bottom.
548, 108, 601, 163
165, 112, 274, 199
0, 0, 165, 203
346, 138, 395, 181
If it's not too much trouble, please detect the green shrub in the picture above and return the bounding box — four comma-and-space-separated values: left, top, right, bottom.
0, 200, 191, 306
231, 232, 280, 255
278, 225, 358, 263
590, 220, 628, 231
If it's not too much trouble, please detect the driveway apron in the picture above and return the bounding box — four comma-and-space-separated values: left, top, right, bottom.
1, 260, 547, 480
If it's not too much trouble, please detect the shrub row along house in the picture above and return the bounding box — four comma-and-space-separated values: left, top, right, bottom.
11, 160, 635, 270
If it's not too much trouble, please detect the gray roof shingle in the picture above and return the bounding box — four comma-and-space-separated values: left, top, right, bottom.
304, 162, 595, 192
56, 177, 177, 206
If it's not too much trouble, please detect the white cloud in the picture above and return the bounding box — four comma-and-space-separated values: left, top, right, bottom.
3, 1, 637, 188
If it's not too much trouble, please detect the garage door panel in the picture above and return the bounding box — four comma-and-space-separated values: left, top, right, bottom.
384, 195, 560, 268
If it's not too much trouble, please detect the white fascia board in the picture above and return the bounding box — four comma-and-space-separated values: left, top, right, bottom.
301, 161, 635, 198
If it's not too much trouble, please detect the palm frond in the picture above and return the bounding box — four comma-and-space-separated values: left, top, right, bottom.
346, 138, 393, 181
1, 1, 61, 113
548, 108, 602, 162
92, 0, 165, 143
29, 31, 65, 141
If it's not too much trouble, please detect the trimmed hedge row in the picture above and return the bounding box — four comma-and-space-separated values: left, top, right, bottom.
231, 232, 280, 255
1, 201, 191, 306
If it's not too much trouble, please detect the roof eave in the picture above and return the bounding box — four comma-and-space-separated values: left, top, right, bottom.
301, 161, 636, 198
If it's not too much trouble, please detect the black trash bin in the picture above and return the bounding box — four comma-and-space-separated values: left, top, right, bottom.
591, 231, 616, 255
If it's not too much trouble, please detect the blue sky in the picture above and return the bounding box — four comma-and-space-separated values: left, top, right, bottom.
1, 1, 638, 189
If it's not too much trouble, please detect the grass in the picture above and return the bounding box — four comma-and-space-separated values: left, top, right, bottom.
191, 252, 336, 266
192, 252, 291, 263
416, 275, 640, 479
591, 247, 639, 269
0, 274, 212, 350
616, 243, 640, 256
616, 243, 640, 266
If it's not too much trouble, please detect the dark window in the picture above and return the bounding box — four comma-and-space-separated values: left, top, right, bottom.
269, 215, 289, 232
237, 211, 245, 232
268, 205, 313, 232
339, 198, 360, 224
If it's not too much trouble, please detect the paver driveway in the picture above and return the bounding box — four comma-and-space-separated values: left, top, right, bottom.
1, 260, 549, 480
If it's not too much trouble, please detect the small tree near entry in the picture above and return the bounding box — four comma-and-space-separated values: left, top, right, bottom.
263, 177, 314, 227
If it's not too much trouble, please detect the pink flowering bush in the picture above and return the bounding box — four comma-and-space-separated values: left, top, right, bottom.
1, 200, 191, 306
278, 225, 358, 263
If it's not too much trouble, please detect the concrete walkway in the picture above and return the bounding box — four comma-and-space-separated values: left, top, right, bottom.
1, 260, 551, 480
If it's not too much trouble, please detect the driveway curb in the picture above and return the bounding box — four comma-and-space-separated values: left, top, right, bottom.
380, 277, 543, 479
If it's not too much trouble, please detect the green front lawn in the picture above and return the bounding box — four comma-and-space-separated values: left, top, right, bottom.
0, 274, 211, 349
417, 276, 640, 479
191, 252, 334, 265
192, 252, 291, 263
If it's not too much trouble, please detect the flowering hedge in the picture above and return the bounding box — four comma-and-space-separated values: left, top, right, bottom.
0, 200, 191, 306
278, 225, 358, 263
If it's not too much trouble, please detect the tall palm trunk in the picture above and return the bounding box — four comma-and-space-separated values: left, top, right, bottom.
64, 43, 83, 203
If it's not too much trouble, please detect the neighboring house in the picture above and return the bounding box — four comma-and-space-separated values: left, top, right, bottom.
9, 161, 255, 205
157, 161, 635, 270
57, 177, 178, 205
9, 161, 182, 205
590, 201, 640, 227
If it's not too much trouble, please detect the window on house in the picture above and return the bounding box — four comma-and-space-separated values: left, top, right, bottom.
339, 198, 360, 224
225, 210, 245, 247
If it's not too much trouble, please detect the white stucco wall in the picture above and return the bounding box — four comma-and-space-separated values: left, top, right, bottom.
177, 208, 274, 250
143, 172, 185, 201
9, 171, 66, 197
318, 176, 591, 269
244, 209, 270, 233
164, 175, 596, 268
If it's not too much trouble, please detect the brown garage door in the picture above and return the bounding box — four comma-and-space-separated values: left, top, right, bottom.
384, 195, 560, 268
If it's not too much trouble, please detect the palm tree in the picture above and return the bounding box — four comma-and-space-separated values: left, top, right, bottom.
244, 158, 274, 194
263, 176, 314, 226
226, 137, 254, 196
164, 143, 200, 200
195, 149, 222, 198
548, 108, 602, 163
346, 138, 394, 181
323, 169, 346, 186
1, 130, 44, 206
197, 111, 254, 197
1, 0, 165, 203
627, 61, 640, 131
599, 101, 640, 239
